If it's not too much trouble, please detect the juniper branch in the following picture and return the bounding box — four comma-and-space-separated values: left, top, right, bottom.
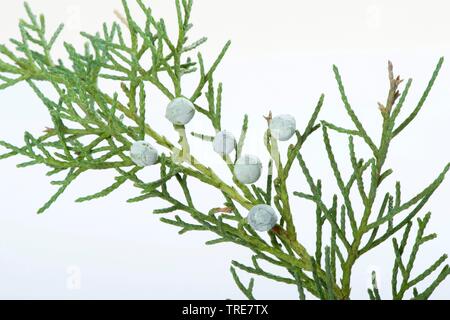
0, 1, 448, 300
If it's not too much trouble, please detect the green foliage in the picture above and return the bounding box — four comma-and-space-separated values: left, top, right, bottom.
0, 1, 448, 300
390, 213, 450, 300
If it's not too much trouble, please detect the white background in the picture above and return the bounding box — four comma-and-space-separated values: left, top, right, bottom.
0, 0, 449, 299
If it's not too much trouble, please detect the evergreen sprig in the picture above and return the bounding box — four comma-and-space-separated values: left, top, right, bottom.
0, 1, 448, 300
